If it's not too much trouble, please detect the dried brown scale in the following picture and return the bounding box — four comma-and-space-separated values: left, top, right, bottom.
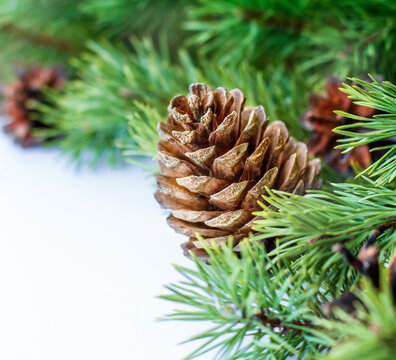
302, 76, 376, 175
155, 83, 321, 260
2, 66, 65, 147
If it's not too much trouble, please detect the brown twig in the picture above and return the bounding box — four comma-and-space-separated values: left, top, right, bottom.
256, 311, 313, 334
1, 24, 77, 54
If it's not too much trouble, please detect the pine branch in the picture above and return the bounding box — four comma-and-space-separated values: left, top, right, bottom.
253, 180, 396, 288
334, 76, 396, 185
80, 0, 190, 41
1, 24, 77, 53
314, 269, 396, 360
0, 0, 94, 78
162, 235, 396, 359
40, 37, 311, 167
38, 38, 200, 167
0, 0, 93, 42
121, 102, 161, 171
299, 2, 396, 79
161, 239, 330, 360
186, 0, 307, 67
186, 0, 396, 79
37, 40, 137, 167
0, 34, 69, 82
0, 0, 190, 75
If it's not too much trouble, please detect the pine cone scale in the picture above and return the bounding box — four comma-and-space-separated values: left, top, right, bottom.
167, 215, 230, 237
208, 180, 249, 210
172, 210, 223, 223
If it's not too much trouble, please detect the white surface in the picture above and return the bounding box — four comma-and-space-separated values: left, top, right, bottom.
0, 132, 210, 360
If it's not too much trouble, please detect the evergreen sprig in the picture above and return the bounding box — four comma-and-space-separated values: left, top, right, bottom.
299, 1, 396, 79
253, 181, 396, 288
334, 76, 396, 185
4, 0, 396, 82
314, 269, 396, 360
37, 40, 136, 167
80, 0, 189, 40
161, 239, 330, 360
121, 102, 161, 171
0, 0, 93, 77
185, 0, 307, 67
40, 37, 310, 167
39, 38, 200, 167
0, 0, 190, 80
186, 0, 396, 79
162, 228, 396, 360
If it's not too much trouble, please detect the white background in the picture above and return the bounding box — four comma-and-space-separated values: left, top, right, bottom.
0, 131, 211, 360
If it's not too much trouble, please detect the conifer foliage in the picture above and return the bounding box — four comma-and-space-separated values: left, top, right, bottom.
159, 83, 396, 359
1, 1, 396, 359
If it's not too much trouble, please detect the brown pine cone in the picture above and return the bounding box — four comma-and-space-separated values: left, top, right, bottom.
302, 76, 376, 175
2, 66, 65, 147
155, 83, 321, 261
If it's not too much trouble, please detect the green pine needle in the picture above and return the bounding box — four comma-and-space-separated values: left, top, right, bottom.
334, 76, 396, 185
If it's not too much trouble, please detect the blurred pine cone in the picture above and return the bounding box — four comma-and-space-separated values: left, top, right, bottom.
155, 83, 321, 261
302, 76, 376, 174
2, 66, 65, 147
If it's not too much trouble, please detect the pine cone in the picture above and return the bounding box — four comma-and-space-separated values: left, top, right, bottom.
2, 66, 65, 147
302, 76, 376, 174
155, 83, 321, 260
